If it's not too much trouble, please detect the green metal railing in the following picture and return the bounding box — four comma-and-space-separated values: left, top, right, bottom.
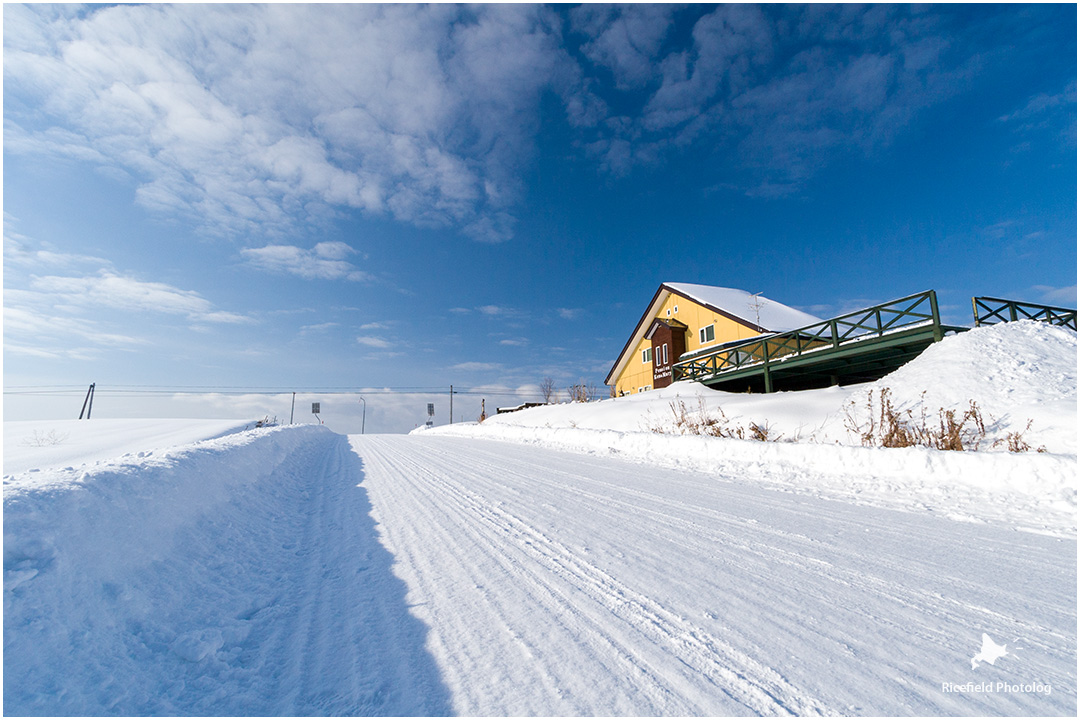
972, 296, 1076, 331
673, 290, 944, 391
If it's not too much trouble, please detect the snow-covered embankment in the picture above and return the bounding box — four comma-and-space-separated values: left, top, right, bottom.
4, 424, 449, 715
424, 321, 1077, 536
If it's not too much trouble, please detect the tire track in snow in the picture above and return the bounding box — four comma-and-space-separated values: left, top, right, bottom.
423, 436, 1076, 711
357, 435, 830, 715
434, 437, 1074, 649
360, 435, 732, 714
358, 436, 668, 715
355, 434, 1075, 716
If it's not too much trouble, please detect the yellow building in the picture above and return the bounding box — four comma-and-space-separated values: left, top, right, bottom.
605, 282, 822, 396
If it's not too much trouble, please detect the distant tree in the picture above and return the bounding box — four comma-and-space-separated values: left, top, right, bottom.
567, 380, 595, 403
540, 377, 556, 403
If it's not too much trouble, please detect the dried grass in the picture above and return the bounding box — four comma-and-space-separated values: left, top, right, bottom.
841, 388, 1028, 452
644, 399, 779, 442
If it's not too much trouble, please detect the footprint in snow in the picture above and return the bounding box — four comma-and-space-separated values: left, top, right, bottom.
171, 629, 224, 663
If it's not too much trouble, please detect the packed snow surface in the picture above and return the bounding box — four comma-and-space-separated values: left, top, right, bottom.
4, 426, 1075, 715
3, 418, 253, 475
4, 321, 1076, 715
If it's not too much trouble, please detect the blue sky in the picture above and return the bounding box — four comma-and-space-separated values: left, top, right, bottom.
4, 3, 1076, 433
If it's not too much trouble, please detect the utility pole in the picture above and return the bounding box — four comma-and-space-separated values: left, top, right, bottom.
359, 396, 366, 434
290, 392, 296, 424
79, 383, 96, 420
449, 385, 453, 424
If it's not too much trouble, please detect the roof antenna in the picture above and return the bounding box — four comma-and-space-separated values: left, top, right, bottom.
749, 292, 764, 328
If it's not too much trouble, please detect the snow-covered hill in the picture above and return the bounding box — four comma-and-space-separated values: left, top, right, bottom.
423, 321, 1077, 536
437, 320, 1076, 453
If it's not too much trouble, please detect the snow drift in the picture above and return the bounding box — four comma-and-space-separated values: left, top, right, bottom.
3, 418, 254, 476
424, 321, 1077, 536
4, 425, 450, 715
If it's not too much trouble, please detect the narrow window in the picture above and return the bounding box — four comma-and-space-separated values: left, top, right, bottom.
674, 305, 679, 313
699, 324, 715, 344
662, 343, 669, 365
642, 347, 652, 364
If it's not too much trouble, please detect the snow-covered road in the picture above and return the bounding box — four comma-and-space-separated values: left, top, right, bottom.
5, 427, 1075, 715
356, 434, 1075, 716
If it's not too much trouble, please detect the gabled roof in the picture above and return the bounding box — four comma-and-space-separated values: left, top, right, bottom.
664, 283, 822, 332
605, 282, 823, 385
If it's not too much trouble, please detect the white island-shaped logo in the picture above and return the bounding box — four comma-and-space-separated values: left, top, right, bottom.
971, 633, 1008, 670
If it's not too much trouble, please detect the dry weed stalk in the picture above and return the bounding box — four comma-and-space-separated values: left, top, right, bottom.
992, 419, 1046, 453
844, 388, 1008, 452
22, 429, 69, 447
645, 399, 779, 441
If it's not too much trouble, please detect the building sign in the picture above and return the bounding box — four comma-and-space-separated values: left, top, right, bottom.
312, 402, 321, 414
648, 318, 687, 390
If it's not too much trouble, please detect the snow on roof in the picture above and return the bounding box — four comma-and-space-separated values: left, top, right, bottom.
664, 282, 822, 332
605, 282, 824, 385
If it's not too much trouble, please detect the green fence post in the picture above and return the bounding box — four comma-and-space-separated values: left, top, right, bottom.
929, 290, 943, 342
761, 339, 773, 393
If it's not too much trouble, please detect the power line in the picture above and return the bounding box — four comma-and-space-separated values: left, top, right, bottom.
3, 386, 540, 398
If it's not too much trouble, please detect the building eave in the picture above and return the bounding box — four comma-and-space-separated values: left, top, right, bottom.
605, 282, 765, 386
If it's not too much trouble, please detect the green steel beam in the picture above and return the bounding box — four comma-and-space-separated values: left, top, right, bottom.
672, 290, 974, 393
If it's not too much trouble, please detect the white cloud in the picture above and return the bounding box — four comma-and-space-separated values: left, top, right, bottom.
4, 220, 111, 269
1030, 285, 1077, 306
300, 322, 339, 334
241, 242, 371, 281
582, 5, 981, 188
571, 5, 677, 90
5, 302, 146, 347
557, 308, 583, 320
359, 322, 390, 330
451, 361, 502, 372
999, 82, 1077, 124
499, 338, 528, 347
26, 272, 250, 324
3, 225, 253, 361
356, 336, 392, 348
3, 300, 148, 361
5, 4, 580, 242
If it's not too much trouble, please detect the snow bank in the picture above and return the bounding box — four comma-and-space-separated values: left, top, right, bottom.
463, 321, 1076, 452
5, 424, 449, 715
424, 422, 1075, 536
4, 425, 319, 591
424, 322, 1077, 535
3, 417, 255, 475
